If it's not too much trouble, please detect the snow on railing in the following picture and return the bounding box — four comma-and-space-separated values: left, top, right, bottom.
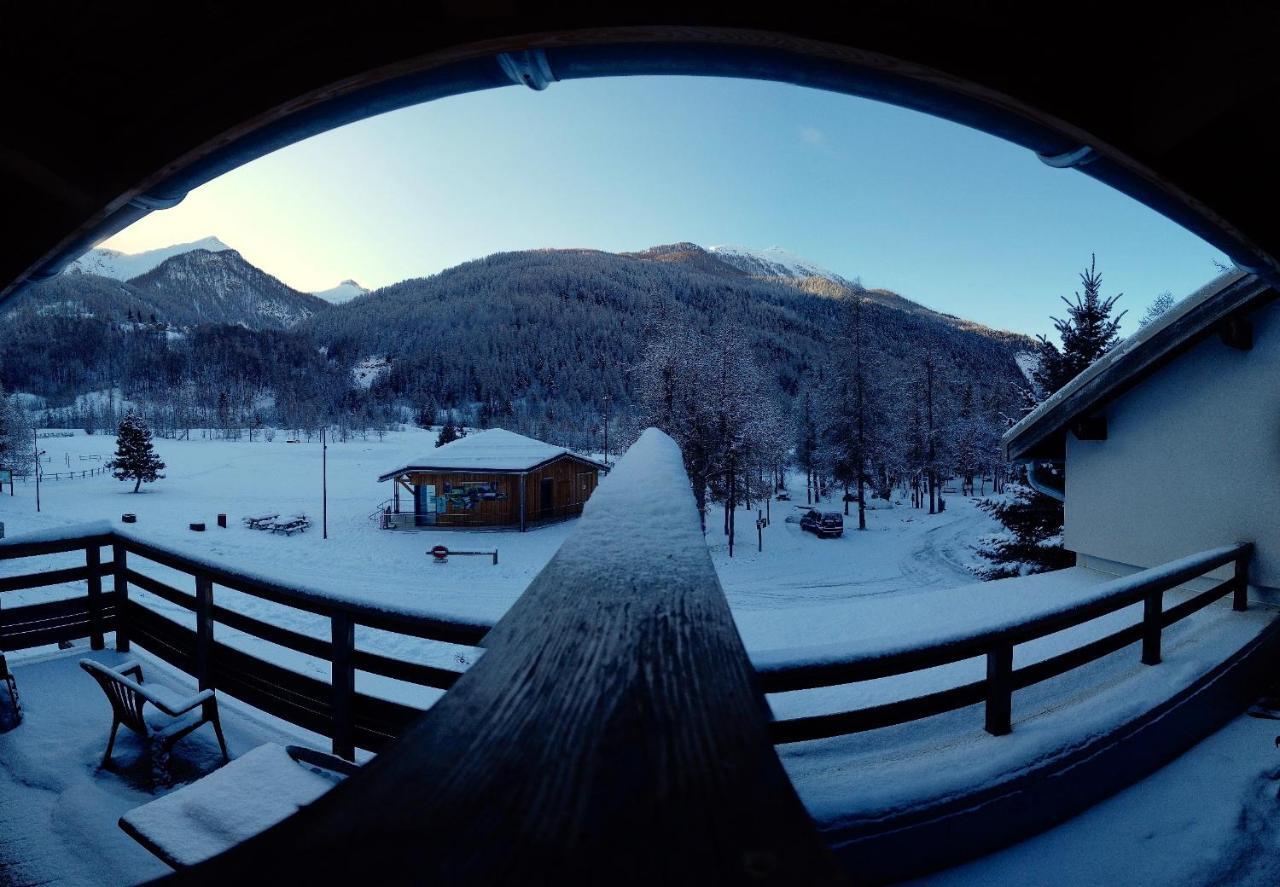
0, 456, 1257, 760
0, 521, 495, 760
142, 428, 840, 883
756, 542, 1253, 741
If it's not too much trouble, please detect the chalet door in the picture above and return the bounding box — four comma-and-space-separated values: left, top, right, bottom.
415, 484, 437, 527
540, 477, 554, 516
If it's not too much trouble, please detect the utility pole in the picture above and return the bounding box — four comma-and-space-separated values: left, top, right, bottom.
602, 394, 611, 466
322, 426, 328, 540
33, 430, 44, 513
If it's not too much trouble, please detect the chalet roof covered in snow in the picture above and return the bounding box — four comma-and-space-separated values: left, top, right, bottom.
1004, 269, 1276, 460
378, 429, 606, 480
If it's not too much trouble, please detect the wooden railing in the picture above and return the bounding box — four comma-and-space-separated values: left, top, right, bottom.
0, 531, 1257, 759
0, 434, 1261, 881
0, 525, 492, 760
754, 543, 1253, 743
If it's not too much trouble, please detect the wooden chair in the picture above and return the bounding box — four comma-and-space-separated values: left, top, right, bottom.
80, 659, 229, 770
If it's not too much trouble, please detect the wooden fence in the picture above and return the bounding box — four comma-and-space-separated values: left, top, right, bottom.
755, 542, 1252, 742
0, 529, 490, 760
8, 465, 110, 481
0, 529, 1255, 758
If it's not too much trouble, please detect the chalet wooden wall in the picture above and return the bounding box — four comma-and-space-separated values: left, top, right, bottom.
522, 456, 600, 520
406, 472, 518, 527
402, 456, 601, 528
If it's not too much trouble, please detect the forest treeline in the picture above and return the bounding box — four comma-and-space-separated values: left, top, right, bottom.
0, 245, 1034, 462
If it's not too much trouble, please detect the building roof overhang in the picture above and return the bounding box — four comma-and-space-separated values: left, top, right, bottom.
378, 452, 608, 483
1004, 270, 1277, 462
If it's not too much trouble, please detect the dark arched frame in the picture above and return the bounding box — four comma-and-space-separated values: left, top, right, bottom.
4, 16, 1280, 301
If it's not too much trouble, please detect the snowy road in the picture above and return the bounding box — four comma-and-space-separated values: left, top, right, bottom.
707, 491, 998, 649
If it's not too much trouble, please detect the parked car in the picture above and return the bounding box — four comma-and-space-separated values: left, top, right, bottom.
799, 509, 844, 538
776, 491, 791, 501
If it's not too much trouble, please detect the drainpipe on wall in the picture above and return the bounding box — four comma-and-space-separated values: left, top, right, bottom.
1022, 460, 1066, 502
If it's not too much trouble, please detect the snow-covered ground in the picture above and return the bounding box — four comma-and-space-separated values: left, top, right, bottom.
0, 428, 1000, 652
3, 429, 1278, 884
913, 710, 1280, 887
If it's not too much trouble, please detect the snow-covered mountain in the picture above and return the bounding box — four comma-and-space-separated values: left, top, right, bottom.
313, 279, 370, 304
65, 236, 233, 281
708, 245, 851, 285
125, 249, 329, 330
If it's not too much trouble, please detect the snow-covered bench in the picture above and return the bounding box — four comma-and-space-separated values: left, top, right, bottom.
119, 742, 356, 868
242, 513, 279, 530
80, 659, 229, 773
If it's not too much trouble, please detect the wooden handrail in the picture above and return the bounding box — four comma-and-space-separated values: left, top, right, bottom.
758, 543, 1253, 742
174, 428, 842, 883
755, 543, 1250, 692
0, 524, 494, 760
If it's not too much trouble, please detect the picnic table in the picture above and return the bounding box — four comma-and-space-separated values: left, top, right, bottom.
269, 515, 311, 536
242, 513, 279, 530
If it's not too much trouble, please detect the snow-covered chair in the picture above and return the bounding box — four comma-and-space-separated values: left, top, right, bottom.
119, 742, 356, 868
79, 658, 229, 773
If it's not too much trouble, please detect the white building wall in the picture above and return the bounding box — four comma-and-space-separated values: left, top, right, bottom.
1065, 299, 1280, 593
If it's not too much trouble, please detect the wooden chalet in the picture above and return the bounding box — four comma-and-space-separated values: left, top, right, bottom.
377, 429, 608, 531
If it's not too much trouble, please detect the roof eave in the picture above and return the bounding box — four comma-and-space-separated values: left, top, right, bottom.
377, 452, 608, 482
1004, 272, 1275, 462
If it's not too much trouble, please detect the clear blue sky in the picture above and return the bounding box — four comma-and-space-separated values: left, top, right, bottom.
104, 75, 1227, 338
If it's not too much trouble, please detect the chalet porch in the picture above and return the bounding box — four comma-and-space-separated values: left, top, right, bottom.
0, 647, 312, 886
0, 574, 1275, 885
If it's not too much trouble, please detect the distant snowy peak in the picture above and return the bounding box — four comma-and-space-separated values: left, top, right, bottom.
313, 279, 371, 304
65, 236, 233, 281
708, 245, 851, 286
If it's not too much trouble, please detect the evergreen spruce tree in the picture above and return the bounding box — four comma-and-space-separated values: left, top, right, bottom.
109, 412, 166, 492
414, 402, 436, 430
975, 483, 1075, 579
980, 256, 1123, 578
1032, 255, 1125, 397
0, 385, 33, 476
435, 421, 460, 448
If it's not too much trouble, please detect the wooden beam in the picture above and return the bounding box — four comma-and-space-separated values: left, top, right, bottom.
518, 472, 527, 532
176, 430, 842, 884
1218, 314, 1253, 350
1070, 416, 1107, 441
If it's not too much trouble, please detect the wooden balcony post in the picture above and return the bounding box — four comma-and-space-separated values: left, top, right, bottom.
113, 543, 129, 652
1141, 589, 1162, 665
331, 613, 356, 761
195, 574, 215, 719
85, 544, 104, 650
985, 642, 1013, 736
1233, 551, 1249, 611
181, 428, 841, 883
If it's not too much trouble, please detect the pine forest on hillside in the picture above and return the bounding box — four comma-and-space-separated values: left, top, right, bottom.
2, 240, 1043, 515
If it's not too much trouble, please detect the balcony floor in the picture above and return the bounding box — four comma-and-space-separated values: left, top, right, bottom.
0, 647, 315, 887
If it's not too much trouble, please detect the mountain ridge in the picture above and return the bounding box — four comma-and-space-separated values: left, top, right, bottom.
66, 236, 233, 280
